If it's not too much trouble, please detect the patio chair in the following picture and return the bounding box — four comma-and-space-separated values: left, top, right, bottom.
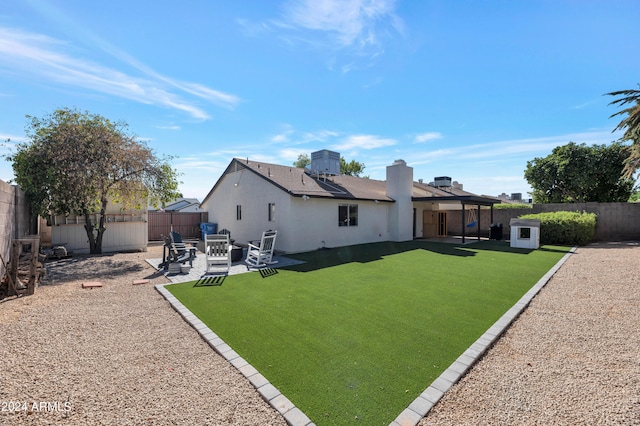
205, 233, 231, 274
159, 234, 195, 270
245, 230, 278, 269
217, 228, 234, 245
170, 230, 197, 261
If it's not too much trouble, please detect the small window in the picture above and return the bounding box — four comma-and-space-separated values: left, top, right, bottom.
236, 205, 242, 221
519, 227, 531, 239
339, 204, 358, 227
268, 203, 275, 221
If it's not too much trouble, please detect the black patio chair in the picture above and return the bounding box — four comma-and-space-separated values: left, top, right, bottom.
159, 233, 196, 270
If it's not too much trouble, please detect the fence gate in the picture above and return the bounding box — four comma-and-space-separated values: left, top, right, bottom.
148, 212, 208, 241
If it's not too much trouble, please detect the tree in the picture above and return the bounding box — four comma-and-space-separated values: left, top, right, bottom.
6, 108, 181, 254
524, 141, 634, 203
293, 153, 310, 168
607, 86, 640, 177
340, 157, 366, 177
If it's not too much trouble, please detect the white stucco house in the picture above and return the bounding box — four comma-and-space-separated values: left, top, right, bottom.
200, 151, 499, 254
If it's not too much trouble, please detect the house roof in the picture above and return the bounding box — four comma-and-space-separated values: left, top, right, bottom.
165, 198, 200, 210
201, 158, 501, 206
412, 181, 500, 206
202, 158, 394, 203
149, 197, 201, 211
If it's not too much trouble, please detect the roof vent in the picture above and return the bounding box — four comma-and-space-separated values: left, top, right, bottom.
310, 149, 340, 177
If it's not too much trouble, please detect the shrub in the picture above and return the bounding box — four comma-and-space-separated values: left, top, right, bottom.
494, 203, 533, 209
519, 211, 597, 246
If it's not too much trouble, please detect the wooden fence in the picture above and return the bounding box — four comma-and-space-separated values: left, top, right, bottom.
148, 211, 209, 241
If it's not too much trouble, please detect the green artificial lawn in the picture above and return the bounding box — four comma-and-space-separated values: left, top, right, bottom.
166, 240, 570, 425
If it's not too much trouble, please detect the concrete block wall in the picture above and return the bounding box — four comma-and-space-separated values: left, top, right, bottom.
447, 208, 496, 237
532, 202, 640, 241
0, 180, 34, 278
0, 180, 16, 278
452, 203, 640, 242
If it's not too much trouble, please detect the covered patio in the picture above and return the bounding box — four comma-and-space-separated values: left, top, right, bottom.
413, 194, 501, 243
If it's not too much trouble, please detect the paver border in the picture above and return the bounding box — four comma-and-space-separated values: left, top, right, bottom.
154, 284, 315, 426
155, 246, 576, 426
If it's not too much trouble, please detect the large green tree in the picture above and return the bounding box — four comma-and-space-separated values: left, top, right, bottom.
524, 141, 634, 203
607, 86, 640, 177
6, 108, 181, 254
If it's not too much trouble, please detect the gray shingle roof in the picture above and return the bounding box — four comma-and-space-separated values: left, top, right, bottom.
201, 158, 499, 206
233, 158, 393, 201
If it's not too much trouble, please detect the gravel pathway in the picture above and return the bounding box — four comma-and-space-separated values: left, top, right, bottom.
1, 242, 638, 425
0, 245, 285, 426
421, 241, 640, 425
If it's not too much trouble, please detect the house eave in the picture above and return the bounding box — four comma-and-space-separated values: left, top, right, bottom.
412, 195, 500, 206
292, 193, 394, 203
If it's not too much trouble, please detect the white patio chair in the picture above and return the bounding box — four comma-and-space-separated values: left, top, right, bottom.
245, 230, 278, 269
204, 233, 231, 274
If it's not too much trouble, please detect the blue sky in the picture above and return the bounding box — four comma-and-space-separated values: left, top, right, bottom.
1, 1, 638, 201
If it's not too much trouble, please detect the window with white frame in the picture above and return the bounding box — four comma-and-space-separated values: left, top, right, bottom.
338, 204, 358, 227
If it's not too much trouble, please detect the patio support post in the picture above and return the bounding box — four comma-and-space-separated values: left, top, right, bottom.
461, 202, 466, 243
477, 204, 481, 241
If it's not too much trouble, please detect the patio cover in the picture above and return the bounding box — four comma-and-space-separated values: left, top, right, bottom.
412, 194, 501, 243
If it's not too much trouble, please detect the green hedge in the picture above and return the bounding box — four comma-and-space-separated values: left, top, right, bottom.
494, 203, 532, 209
519, 211, 597, 246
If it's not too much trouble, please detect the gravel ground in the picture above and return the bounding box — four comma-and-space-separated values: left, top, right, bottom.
0, 245, 286, 426
1, 242, 639, 425
421, 241, 640, 425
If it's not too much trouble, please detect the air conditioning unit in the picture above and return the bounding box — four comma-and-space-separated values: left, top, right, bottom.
434, 176, 452, 188
310, 150, 340, 176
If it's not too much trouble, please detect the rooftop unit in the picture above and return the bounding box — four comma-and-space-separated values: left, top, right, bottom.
310, 149, 340, 176
434, 176, 452, 188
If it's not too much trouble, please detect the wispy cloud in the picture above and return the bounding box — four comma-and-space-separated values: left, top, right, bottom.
407, 129, 620, 166
414, 132, 443, 143
271, 125, 339, 145
0, 26, 241, 120
156, 125, 181, 131
571, 98, 601, 110
271, 125, 295, 143
279, 148, 307, 162
283, 0, 395, 46
278, 0, 404, 61
334, 134, 397, 150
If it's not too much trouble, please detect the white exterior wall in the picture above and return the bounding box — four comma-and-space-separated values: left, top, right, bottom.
281, 198, 389, 253
202, 169, 392, 253
201, 169, 292, 251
